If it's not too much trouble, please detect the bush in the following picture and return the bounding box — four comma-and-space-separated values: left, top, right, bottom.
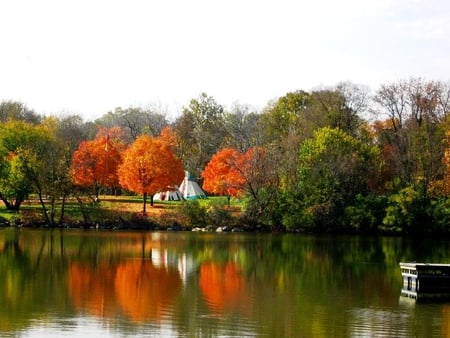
343, 194, 386, 233
177, 200, 207, 228
382, 186, 430, 234
429, 197, 450, 233
206, 200, 234, 228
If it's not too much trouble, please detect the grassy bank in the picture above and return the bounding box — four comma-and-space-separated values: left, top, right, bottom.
0, 195, 244, 230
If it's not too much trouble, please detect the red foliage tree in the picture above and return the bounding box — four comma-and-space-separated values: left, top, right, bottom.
70, 127, 125, 198
118, 135, 184, 212
201, 148, 245, 201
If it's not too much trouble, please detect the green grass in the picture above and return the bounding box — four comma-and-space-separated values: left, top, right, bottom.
0, 194, 244, 226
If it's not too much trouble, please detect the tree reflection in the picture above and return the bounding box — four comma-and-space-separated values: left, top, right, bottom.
68, 263, 117, 318
115, 260, 182, 322
199, 262, 248, 315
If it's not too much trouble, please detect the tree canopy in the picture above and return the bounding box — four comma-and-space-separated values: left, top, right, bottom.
70, 127, 125, 198
118, 135, 184, 212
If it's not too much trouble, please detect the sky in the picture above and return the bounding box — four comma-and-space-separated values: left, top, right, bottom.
1, 0, 449, 121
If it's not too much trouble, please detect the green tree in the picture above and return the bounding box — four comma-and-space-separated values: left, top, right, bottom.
282, 127, 381, 232
260, 91, 312, 189
382, 185, 429, 234
261, 90, 312, 145
13, 117, 78, 226
0, 120, 47, 210
0, 100, 42, 124
173, 93, 225, 176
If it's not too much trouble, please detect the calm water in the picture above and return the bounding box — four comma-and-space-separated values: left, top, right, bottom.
1, 228, 450, 337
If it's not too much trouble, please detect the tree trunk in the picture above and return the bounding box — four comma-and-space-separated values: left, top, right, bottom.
143, 192, 147, 213
0, 194, 22, 210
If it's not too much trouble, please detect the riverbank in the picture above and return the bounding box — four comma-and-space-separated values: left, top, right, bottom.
0, 196, 255, 232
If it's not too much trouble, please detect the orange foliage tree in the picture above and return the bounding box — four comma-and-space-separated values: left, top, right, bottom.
70, 127, 125, 198
158, 126, 179, 150
118, 135, 184, 212
201, 147, 245, 201
203, 146, 280, 221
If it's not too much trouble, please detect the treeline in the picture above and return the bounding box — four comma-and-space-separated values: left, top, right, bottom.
1, 77, 450, 234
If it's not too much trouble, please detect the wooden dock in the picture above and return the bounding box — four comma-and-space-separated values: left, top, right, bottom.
400, 262, 450, 300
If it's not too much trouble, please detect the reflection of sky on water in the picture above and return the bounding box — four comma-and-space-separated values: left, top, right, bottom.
349, 308, 410, 337
19, 315, 259, 338
19, 316, 178, 338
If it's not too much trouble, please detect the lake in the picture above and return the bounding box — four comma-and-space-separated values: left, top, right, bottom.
1, 228, 450, 337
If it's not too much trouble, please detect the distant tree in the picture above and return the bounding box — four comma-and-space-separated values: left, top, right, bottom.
118, 135, 184, 212
373, 78, 449, 194
259, 90, 312, 190
95, 106, 168, 143
0, 100, 42, 124
57, 115, 91, 152
261, 90, 312, 145
173, 93, 226, 176
222, 103, 263, 151
70, 127, 125, 199
310, 88, 362, 135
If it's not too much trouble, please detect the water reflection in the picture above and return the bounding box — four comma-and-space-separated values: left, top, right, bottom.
69, 263, 117, 318
1, 229, 450, 337
115, 260, 182, 322
199, 262, 248, 315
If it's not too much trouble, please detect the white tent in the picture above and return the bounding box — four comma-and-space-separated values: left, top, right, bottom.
179, 171, 206, 200
154, 187, 184, 201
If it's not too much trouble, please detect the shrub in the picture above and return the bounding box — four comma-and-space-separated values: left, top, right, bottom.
429, 197, 450, 233
206, 200, 234, 228
177, 200, 207, 228
382, 186, 430, 234
343, 194, 386, 233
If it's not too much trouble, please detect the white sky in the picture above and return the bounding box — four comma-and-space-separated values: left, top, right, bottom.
1, 0, 449, 121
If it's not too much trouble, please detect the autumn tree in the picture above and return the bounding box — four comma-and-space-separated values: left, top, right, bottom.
118, 135, 184, 212
201, 148, 244, 202
373, 78, 449, 194
202, 146, 280, 226
70, 127, 125, 199
235, 146, 280, 225
158, 126, 181, 156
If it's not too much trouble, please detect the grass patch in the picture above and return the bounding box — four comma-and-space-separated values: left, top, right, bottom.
0, 194, 244, 229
